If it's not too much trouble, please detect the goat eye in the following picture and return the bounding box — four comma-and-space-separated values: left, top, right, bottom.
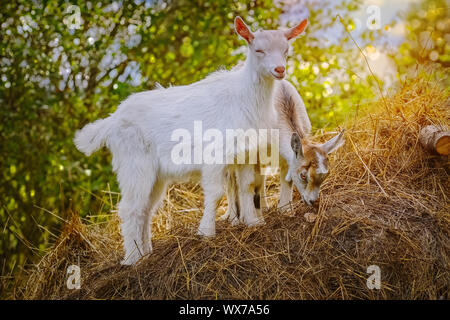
300, 172, 307, 181
255, 49, 265, 54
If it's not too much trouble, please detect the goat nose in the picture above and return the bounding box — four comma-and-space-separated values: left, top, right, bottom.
274, 66, 285, 74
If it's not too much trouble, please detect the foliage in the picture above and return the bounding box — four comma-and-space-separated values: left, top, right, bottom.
284, 0, 381, 128
394, 0, 450, 83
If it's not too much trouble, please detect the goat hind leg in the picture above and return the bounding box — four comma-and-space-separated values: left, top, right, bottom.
142, 179, 168, 256
220, 167, 241, 226
236, 165, 265, 226
117, 164, 156, 265
254, 168, 268, 219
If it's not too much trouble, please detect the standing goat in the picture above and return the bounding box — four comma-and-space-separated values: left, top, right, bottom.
222, 80, 345, 225
74, 16, 308, 265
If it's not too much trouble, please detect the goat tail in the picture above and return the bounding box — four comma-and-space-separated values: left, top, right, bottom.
74, 117, 113, 156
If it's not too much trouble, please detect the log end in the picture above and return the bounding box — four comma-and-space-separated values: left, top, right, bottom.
435, 135, 450, 156
419, 125, 450, 156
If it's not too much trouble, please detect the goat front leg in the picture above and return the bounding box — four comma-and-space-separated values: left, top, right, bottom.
278, 163, 293, 210
198, 166, 225, 237
236, 165, 265, 226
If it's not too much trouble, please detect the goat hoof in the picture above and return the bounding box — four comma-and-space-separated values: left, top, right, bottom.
197, 228, 215, 238
246, 218, 265, 227
219, 211, 230, 221
277, 202, 289, 210
231, 217, 241, 226
120, 257, 139, 266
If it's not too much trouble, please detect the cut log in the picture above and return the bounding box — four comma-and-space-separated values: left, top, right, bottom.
419, 125, 450, 156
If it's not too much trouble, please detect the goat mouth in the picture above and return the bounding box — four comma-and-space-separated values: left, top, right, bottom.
302, 196, 314, 207
271, 72, 285, 80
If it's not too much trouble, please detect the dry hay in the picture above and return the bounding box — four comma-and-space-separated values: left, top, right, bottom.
17, 78, 450, 300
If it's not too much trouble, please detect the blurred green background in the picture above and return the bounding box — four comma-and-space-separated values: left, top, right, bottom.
0, 0, 448, 282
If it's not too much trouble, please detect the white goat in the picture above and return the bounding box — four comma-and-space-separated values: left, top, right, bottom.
222, 80, 345, 225
74, 16, 308, 265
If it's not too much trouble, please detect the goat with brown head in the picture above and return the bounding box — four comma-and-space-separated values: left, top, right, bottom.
287, 131, 345, 207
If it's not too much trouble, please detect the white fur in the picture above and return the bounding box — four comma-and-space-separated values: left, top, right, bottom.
223, 81, 345, 223
74, 17, 306, 265
222, 80, 311, 223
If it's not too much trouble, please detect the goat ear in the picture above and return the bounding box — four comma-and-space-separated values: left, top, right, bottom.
321, 130, 345, 154
235, 16, 254, 44
285, 19, 308, 40
291, 132, 303, 158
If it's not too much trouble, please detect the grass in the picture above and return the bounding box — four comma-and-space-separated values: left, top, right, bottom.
7, 76, 450, 299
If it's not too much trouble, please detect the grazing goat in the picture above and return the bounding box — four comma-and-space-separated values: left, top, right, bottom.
74, 16, 308, 265
222, 80, 345, 225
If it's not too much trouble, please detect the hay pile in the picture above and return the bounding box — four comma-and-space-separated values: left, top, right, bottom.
19, 78, 449, 299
